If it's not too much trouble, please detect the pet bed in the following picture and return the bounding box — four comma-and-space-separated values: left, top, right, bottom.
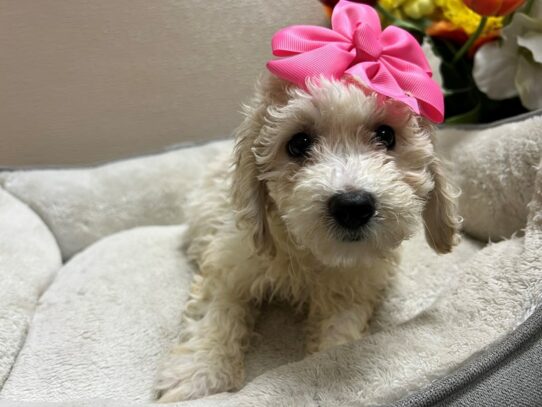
0, 111, 541, 406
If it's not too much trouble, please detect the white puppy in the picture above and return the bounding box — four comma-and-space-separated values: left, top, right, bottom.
155, 75, 460, 402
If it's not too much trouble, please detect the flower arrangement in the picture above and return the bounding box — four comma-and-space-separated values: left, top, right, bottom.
320, 0, 540, 123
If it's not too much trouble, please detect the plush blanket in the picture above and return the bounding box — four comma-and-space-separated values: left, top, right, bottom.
0, 112, 541, 406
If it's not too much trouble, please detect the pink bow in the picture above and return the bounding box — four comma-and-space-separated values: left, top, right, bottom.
266, 0, 444, 123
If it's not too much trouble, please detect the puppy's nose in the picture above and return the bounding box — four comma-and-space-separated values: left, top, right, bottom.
328, 191, 376, 230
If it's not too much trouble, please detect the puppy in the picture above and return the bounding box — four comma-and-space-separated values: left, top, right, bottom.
155, 75, 460, 402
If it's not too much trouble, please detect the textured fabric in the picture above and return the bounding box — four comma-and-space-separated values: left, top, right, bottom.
0, 188, 62, 388
437, 112, 542, 242
441, 323, 542, 407
391, 306, 542, 407
1, 226, 192, 401
0, 140, 231, 260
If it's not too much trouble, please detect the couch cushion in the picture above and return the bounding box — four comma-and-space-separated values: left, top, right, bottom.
0, 188, 61, 388
0, 140, 231, 260
437, 111, 542, 241
1, 226, 190, 401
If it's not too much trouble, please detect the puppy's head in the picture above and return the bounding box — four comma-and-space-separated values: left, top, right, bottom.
232, 76, 460, 267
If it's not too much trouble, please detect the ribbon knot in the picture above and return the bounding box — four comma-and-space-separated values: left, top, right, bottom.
266, 0, 444, 123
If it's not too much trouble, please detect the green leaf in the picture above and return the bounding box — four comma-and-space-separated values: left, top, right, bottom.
445, 102, 481, 124
444, 87, 480, 119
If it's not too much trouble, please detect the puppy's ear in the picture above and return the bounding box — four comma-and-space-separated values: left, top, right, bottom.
231, 76, 285, 256
423, 156, 461, 253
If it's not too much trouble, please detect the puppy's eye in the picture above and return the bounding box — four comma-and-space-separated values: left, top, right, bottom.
373, 125, 395, 150
287, 132, 314, 158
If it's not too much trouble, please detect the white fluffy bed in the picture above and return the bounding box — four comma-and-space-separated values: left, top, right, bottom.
0, 112, 541, 406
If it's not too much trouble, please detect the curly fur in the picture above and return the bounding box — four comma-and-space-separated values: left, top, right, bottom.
155, 75, 460, 402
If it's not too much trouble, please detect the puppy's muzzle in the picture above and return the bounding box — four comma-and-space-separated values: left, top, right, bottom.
328, 191, 376, 231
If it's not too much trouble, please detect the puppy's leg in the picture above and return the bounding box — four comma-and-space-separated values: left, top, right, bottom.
156, 273, 255, 402
305, 299, 374, 354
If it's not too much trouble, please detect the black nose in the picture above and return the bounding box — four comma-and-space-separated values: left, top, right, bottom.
328, 191, 376, 230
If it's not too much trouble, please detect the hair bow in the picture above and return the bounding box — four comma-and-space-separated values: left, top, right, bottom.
266, 0, 444, 123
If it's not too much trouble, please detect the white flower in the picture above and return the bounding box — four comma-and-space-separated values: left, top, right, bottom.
473, 2, 542, 110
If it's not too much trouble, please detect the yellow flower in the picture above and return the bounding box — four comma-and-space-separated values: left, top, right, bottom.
379, 0, 504, 34
379, 0, 436, 18
435, 0, 503, 34
403, 0, 436, 19
379, 0, 408, 9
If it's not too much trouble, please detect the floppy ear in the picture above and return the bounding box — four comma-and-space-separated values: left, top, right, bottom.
231, 77, 284, 256
423, 156, 461, 253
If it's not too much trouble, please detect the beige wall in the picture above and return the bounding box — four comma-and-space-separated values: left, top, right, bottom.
0, 0, 325, 166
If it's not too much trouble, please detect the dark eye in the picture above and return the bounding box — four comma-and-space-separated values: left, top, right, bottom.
287, 132, 314, 158
373, 125, 395, 150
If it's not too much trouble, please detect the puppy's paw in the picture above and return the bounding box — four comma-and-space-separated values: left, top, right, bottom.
155, 346, 243, 402
306, 308, 371, 354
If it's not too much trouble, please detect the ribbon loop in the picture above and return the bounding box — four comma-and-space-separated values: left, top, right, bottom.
353, 23, 382, 61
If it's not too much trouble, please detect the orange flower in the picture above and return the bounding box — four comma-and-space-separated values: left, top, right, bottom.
468, 30, 500, 56
426, 21, 469, 44
462, 0, 525, 16
323, 4, 334, 17
426, 20, 501, 57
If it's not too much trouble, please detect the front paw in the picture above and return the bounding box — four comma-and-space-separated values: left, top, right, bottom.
155, 345, 244, 402
306, 308, 371, 354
